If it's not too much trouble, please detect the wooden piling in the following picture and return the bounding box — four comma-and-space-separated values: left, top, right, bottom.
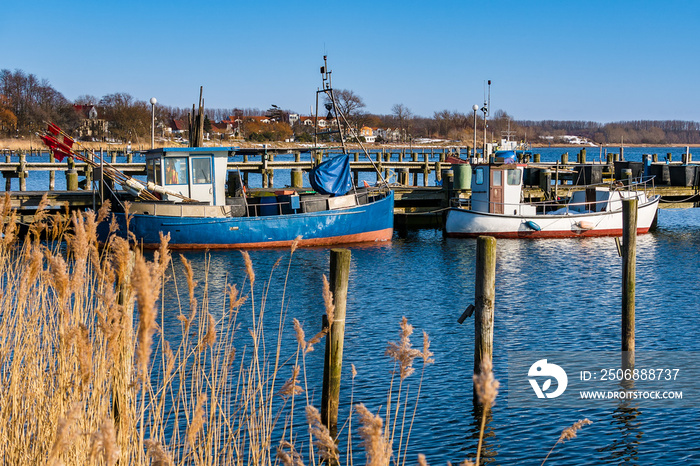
622, 199, 637, 370
291, 168, 303, 188
534, 153, 541, 163
66, 157, 78, 191
399, 167, 409, 186
423, 153, 429, 187
474, 236, 496, 406
18, 152, 26, 191
4, 152, 10, 191
321, 248, 351, 438
49, 152, 55, 190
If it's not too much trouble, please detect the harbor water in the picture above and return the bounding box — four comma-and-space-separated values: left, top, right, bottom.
161, 207, 700, 465
8, 145, 700, 463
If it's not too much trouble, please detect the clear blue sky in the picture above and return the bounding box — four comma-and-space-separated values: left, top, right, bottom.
3, 0, 699, 122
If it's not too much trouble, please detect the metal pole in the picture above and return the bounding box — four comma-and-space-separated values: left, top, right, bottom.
150, 97, 157, 149
472, 105, 478, 161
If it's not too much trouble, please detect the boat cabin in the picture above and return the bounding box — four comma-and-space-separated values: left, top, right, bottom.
471, 163, 531, 215
144, 147, 233, 206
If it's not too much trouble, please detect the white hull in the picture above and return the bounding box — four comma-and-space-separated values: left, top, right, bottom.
445, 196, 660, 238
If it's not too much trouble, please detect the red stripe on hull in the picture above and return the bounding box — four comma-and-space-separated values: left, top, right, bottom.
139, 228, 394, 250
445, 227, 651, 239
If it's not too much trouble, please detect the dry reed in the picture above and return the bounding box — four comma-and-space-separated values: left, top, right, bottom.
473, 358, 500, 466
0, 203, 595, 466
541, 419, 593, 465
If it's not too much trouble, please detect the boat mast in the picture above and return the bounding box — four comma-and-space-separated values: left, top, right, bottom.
316, 55, 348, 155
315, 56, 389, 188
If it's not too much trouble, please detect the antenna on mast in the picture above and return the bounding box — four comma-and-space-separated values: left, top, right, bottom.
487, 80, 491, 118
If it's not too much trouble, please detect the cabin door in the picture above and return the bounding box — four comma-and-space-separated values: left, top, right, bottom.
189, 156, 214, 205
489, 169, 504, 214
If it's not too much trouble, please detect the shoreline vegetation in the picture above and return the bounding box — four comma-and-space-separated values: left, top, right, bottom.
0, 194, 592, 465
1, 137, 698, 153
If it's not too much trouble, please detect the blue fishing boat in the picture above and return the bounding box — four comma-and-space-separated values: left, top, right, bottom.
96, 57, 394, 249
102, 146, 394, 249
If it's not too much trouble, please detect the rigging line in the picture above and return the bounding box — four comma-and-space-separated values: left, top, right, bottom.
334, 107, 389, 189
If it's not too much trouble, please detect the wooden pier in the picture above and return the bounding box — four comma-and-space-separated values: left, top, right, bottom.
1, 147, 699, 229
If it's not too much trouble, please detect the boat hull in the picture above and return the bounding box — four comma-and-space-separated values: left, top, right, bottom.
445, 195, 660, 239
105, 191, 394, 249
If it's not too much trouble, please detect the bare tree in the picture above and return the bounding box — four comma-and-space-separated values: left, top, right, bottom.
99, 92, 150, 143
391, 103, 413, 142
326, 88, 366, 132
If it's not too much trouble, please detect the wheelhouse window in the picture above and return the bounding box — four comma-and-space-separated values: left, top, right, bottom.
191, 157, 212, 184
146, 159, 162, 185
165, 157, 188, 185
507, 169, 521, 185
492, 170, 502, 186
475, 167, 484, 185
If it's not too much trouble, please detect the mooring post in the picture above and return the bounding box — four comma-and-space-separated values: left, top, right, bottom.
622, 199, 637, 370
4, 151, 11, 191
291, 168, 303, 188
423, 153, 429, 186
262, 155, 269, 188
66, 157, 78, 191
49, 152, 55, 190
399, 167, 409, 186
533, 153, 541, 163
18, 151, 26, 191
321, 248, 351, 438
474, 236, 497, 406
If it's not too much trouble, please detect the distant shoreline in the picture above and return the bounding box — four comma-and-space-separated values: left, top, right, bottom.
1, 138, 698, 152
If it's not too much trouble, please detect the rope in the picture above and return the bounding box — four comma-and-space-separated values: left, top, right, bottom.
660, 195, 699, 203
399, 207, 450, 215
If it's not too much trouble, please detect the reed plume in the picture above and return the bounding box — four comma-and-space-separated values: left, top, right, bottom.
541, 419, 593, 465
322, 273, 335, 325
276, 440, 305, 466
180, 255, 198, 331
47, 403, 82, 466
278, 364, 304, 399
132, 252, 159, 383
145, 439, 173, 466
306, 405, 340, 464
241, 250, 255, 287
386, 316, 422, 380
473, 358, 499, 466
89, 418, 120, 466
356, 403, 392, 466
186, 394, 208, 448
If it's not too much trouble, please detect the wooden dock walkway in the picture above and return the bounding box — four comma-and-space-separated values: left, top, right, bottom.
1, 146, 699, 229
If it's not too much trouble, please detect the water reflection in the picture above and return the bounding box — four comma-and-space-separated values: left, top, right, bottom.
598, 398, 642, 464
462, 405, 498, 465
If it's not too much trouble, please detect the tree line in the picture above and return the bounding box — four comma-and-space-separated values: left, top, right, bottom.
2, 68, 699, 145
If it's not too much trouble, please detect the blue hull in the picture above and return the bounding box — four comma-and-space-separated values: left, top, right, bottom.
103, 191, 394, 249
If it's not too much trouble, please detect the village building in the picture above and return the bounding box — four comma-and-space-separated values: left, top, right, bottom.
73, 105, 108, 140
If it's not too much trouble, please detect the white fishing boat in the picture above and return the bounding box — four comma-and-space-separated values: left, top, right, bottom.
445, 162, 660, 238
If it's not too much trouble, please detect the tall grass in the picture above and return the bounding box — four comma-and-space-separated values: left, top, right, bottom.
0, 196, 592, 465
0, 196, 437, 465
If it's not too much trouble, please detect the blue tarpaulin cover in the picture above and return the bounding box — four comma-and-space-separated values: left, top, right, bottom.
309, 154, 353, 196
